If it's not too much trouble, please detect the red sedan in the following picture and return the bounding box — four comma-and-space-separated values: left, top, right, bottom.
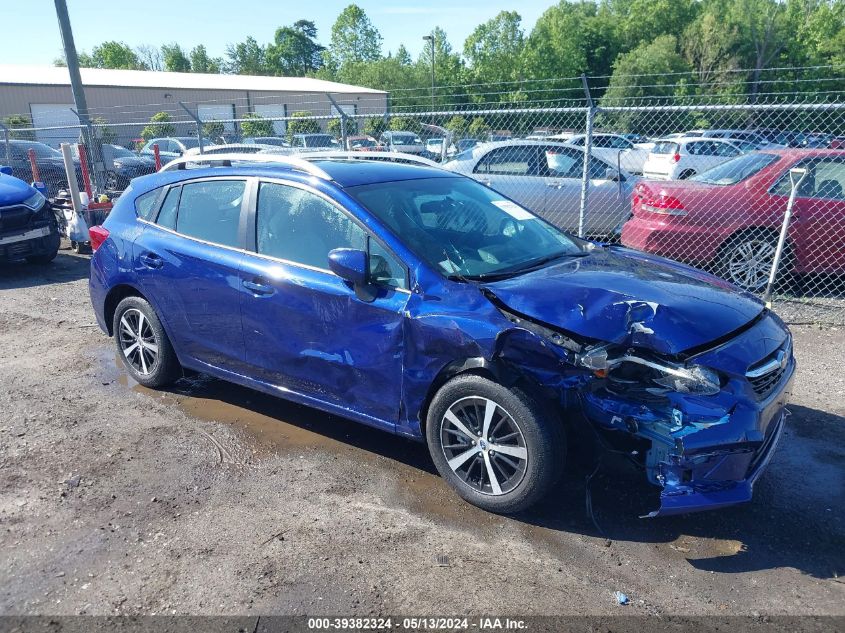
621, 149, 845, 291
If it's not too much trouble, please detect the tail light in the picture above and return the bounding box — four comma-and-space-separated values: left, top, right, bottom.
672, 153, 681, 163
89, 225, 110, 251
633, 183, 687, 216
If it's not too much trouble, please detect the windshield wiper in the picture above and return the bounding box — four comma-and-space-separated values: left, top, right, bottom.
463, 250, 588, 282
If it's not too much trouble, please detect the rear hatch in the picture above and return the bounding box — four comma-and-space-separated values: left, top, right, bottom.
644, 141, 679, 177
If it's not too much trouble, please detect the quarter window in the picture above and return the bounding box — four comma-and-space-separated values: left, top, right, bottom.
174, 180, 245, 248
155, 186, 181, 230
134, 190, 159, 220
256, 182, 365, 270
368, 238, 407, 289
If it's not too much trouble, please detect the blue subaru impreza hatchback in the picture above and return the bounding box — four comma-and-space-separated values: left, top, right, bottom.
89, 155, 794, 516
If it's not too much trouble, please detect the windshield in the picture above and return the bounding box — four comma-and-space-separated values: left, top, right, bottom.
257, 137, 287, 146
108, 145, 135, 158
350, 139, 376, 148
690, 152, 779, 185
348, 177, 583, 280
392, 133, 422, 145
180, 138, 214, 149
305, 135, 337, 147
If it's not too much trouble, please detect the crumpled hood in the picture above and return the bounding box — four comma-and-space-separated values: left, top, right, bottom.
0, 173, 36, 207
484, 246, 764, 355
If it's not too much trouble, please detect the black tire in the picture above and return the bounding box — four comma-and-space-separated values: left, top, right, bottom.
718, 229, 788, 293
425, 374, 565, 514
678, 169, 696, 180
105, 171, 120, 190
112, 295, 181, 388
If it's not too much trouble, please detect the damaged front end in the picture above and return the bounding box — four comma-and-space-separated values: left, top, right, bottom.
492, 297, 795, 518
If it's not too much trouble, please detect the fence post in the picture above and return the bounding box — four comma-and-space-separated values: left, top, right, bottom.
325, 93, 349, 150
0, 123, 10, 166
578, 74, 595, 239
179, 102, 205, 154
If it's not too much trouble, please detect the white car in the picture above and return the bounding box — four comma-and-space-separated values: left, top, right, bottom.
641, 137, 755, 180
183, 143, 280, 157
442, 140, 638, 235
551, 133, 650, 175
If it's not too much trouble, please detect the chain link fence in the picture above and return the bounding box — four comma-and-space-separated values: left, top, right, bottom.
3, 81, 844, 325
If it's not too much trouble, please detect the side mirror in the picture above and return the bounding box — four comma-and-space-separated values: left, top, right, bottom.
0, 166, 12, 176
328, 248, 368, 286
605, 167, 621, 181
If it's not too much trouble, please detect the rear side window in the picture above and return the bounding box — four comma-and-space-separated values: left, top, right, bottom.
174, 180, 245, 248
134, 190, 159, 220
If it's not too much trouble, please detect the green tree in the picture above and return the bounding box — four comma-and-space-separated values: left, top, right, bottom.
287, 111, 321, 141
136, 44, 163, 71
362, 117, 387, 137
682, 5, 741, 91
226, 36, 267, 75
327, 4, 382, 67
467, 117, 491, 139
327, 117, 358, 137
388, 116, 420, 133
612, 0, 700, 50
600, 35, 692, 132
91, 116, 116, 144
85, 41, 146, 70
445, 115, 469, 137
417, 27, 466, 106
190, 45, 222, 73
161, 43, 191, 72
730, 0, 789, 100
266, 20, 324, 76
3, 114, 35, 140
241, 113, 276, 138
141, 112, 176, 140
463, 11, 525, 86
202, 119, 225, 140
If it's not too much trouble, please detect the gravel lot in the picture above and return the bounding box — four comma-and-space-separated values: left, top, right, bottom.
1, 248, 843, 617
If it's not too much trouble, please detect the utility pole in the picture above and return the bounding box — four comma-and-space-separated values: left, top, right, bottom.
54, 0, 103, 191
423, 34, 435, 113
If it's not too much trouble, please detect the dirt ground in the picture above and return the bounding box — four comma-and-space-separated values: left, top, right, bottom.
1, 248, 843, 617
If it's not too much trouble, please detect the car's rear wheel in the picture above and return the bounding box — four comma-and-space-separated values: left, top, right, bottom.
113, 296, 181, 388
425, 374, 564, 514
718, 230, 788, 292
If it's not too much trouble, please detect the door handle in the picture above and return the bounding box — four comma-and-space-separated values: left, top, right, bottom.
140, 253, 163, 269
242, 279, 275, 296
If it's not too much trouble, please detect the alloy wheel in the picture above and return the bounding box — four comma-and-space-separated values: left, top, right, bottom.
118, 308, 159, 375
440, 396, 528, 496
725, 238, 776, 291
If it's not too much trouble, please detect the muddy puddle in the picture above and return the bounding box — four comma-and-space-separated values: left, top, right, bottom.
97, 348, 768, 557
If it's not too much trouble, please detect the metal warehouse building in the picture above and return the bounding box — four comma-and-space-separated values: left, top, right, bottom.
0, 65, 388, 146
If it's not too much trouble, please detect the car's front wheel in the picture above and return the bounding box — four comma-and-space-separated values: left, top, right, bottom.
112, 296, 181, 388
426, 374, 565, 514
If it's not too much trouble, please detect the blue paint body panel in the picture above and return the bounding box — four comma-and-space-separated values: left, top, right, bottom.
89, 161, 796, 517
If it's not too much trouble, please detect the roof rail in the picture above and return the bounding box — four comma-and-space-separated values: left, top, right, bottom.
159, 153, 333, 180
294, 150, 441, 168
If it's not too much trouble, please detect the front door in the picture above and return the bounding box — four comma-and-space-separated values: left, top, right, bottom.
472, 145, 546, 217
790, 157, 845, 274
239, 180, 409, 425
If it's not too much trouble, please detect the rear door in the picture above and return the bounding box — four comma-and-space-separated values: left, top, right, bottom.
134, 178, 248, 371
471, 145, 546, 215
238, 180, 409, 424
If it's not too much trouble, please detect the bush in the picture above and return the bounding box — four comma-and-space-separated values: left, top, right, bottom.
362, 117, 386, 138
445, 116, 469, 138
388, 116, 420, 133
327, 117, 358, 137
240, 113, 275, 138
89, 116, 116, 144
287, 111, 320, 141
4, 114, 35, 141
202, 119, 225, 141
141, 112, 175, 140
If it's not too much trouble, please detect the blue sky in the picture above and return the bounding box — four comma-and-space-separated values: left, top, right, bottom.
4, 0, 554, 67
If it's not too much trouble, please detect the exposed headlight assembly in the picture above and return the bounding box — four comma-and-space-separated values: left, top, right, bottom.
579, 345, 721, 396
22, 190, 46, 210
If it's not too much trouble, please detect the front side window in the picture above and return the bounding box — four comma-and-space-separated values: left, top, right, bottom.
256, 183, 365, 270
474, 146, 540, 176
770, 159, 845, 199
349, 176, 583, 280
174, 180, 245, 247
